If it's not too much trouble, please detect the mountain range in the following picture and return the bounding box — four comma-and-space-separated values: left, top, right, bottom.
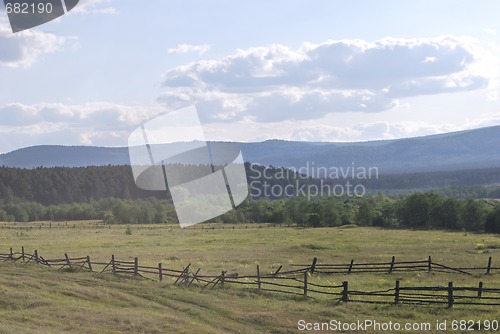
1, 125, 499, 175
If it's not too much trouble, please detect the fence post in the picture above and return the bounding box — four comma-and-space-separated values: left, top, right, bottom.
21, 246, 25, 261
478, 282, 483, 298
34, 250, 39, 264
395, 280, 400, 304
428, 256, 432, 272
86, 256, 93, 272
65, 253, 72, 269
134, 257, 139, 277
348, 260, 354, 274
158, 263, 163, 281
187, 268, 200, 287
342, 281, 349, 302
447, 282, 453, 308
274, 265, 282, 276
486, 257, 492, 275
389, 256, 395, 274
220, 271, 225, 286
9, 247, 13, 260
175, 264, 190, 285
303, 271, 308, 298
257, 265, 261, 290
111, 255, 116, 273
310, 257, 317, 274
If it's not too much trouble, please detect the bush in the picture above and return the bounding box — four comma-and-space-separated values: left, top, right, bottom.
125, 225, 132, 235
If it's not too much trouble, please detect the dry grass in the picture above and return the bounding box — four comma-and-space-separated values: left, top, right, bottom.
0, 222, 499, 333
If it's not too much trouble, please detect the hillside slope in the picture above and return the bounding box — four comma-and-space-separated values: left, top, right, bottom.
1, 125, 499, 174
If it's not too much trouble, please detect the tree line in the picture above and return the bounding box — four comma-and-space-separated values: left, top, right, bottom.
0, 165, 499, 233
224, 193, 500, 233
1, 193, 499, 233
0, 197, 176, 225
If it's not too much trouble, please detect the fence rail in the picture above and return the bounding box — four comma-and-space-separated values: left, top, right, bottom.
1, 247, 499, 308
290, 255, 499, 275
0, 223, 289, 231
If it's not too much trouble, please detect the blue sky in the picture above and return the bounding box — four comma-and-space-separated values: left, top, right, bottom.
0, 0, 499, 153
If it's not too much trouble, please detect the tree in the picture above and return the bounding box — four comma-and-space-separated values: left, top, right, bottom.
284, 198, 308, 225
485, 207, 500, 233
397, 193, 432, 228
341, 199, 357, 225
103, 211, 115, 224
111, 201, 133, 224
6, 204, 29, 222
355, 201, 376, 226
307, 213, 321, 228
320, 199, 342, 227
459, 199, 489, 231
429, 197, 460, 229
0, 207, 9, 221
263, 200, 285, 223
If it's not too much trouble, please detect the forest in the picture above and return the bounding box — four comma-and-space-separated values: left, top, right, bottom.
0, 164, 499, 233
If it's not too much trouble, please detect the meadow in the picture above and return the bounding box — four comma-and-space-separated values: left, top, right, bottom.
0, 222, 499, 333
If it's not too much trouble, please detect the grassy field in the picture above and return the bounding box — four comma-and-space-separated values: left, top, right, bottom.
0, 222, 499, 333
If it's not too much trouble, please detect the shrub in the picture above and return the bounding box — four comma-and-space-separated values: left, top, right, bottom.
125, 225, 132, 235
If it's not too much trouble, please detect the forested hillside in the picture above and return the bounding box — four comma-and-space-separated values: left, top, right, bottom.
1, 164, 499, 205
0, 165, 164, 204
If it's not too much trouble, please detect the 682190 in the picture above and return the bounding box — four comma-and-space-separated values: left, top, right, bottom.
5, 2, 53, 14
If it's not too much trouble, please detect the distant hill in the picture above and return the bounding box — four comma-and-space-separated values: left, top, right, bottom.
240, 125, 500, 174
0, 145, 130, 168
1, 125, 500, 174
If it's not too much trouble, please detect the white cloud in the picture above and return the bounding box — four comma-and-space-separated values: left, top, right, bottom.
197, 109, 500, 144
0, 102, 166, 152
70, 0, 117, 15
288, 116, 500, 142
0, 22, 68, 68
279, 122, 454, 142
465, 111, 500, 129
484, 28, 497, 37
167, 43, 211, 55
0, 101, 499, 153
0, 102, 166, 127
158, 36, 494, 123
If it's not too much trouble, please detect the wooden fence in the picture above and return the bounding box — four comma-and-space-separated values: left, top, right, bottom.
0, 222, 288, 231
1, 247, 499, 308
290, 255, 499, 275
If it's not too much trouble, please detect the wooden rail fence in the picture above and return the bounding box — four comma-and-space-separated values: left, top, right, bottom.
289, 255, 499, 275
1, 247, 499, 308
0, 223, 291, 231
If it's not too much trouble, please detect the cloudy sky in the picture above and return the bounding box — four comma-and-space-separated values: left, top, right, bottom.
0, 0, 499, 153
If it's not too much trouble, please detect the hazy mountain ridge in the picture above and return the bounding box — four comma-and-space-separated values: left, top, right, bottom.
1, 125, 499, 174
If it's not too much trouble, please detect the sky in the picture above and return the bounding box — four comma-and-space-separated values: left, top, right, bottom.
0, 0, 499, 153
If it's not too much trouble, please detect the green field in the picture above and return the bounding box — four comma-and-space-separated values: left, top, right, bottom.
0, 222, 499, 333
